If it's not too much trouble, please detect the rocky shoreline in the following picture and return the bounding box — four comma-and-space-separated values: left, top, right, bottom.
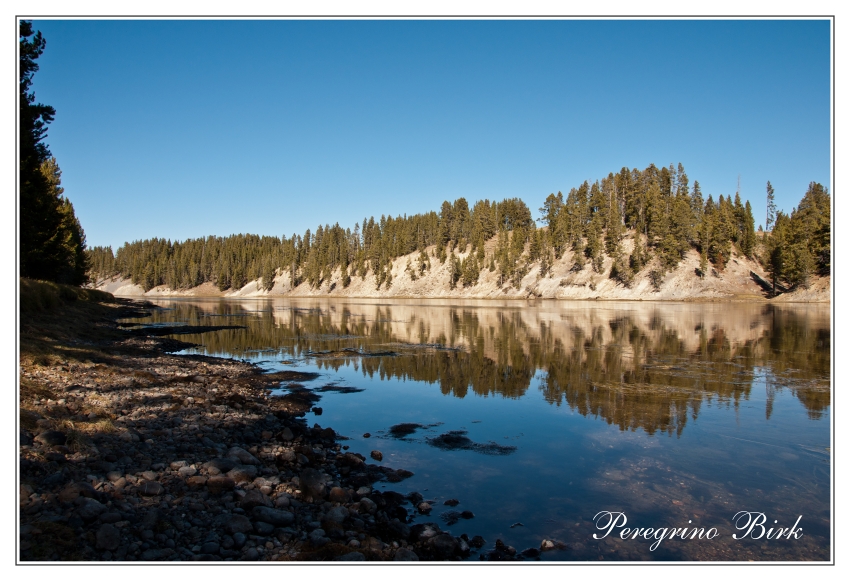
19, 296, 550, 562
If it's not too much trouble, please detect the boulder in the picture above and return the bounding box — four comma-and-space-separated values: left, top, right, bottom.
251, 506, 295, 527
226, 446, 261, 466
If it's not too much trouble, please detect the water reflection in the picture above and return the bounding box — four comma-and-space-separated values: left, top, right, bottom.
126, 298, 830, 561
134, 299, 829, 438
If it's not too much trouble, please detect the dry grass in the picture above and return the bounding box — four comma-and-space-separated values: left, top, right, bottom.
20, 278, 113, 314
20, 409, 42, 432
19, 378, 59, 402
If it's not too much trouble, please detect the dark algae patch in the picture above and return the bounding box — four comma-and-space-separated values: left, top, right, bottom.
427, 430, 517, 455
388, 422, 443, 438
123, 324, 246, 336
440, 510, 475, 526
264, 370, 321, 382
275, 387, 322, 413
389, 423, 425, 438
314, 384, 365, 394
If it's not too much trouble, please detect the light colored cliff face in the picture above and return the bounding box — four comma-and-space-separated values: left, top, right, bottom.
95, 234, 830, 303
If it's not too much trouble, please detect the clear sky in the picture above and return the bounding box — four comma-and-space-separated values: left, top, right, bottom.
27, 18, 831, 251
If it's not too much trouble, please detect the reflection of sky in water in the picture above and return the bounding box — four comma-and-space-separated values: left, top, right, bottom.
135, 297, 829, 561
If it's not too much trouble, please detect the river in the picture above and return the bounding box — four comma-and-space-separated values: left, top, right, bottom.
126, 298, 831, 561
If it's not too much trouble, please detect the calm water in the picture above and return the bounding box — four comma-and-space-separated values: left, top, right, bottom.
129, 298, 831, 561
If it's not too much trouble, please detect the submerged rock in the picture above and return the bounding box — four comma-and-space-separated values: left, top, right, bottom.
427, 430, 516, 455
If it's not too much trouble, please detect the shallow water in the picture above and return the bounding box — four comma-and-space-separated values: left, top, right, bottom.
129, 298, 831, 561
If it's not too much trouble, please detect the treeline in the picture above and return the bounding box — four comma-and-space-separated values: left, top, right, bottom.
20, 21, 87, 285
87, 162, 829, 293
764, 181, 831, 291
87, 197, 534, 292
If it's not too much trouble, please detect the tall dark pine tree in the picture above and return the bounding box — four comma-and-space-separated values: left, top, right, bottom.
765, 181, 776, 232
20, 21, 88, 284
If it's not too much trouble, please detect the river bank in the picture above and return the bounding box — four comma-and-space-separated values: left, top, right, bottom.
93, 242, 830, 303
19, 280, 527, 562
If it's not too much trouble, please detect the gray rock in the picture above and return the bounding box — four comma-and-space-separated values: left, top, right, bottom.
140, 508, 161, 530
335, 551, 366, 561
393, 548, 419, 561
322, 506, 349, 526
224, 514, 253, 535
140, 470, 157, 481
299, 467, 325, 500
139, 481, 164, 496
242, 547, 260, 560
106, 471, 124, 482
204, 458, 238, 474
328, 486, 349, 503
309, 528, 328, 546
187, 475, 207, 488
226, 446, 260, 466
169, 460, 188, 470
370, 450, 383, 461
254, 521, 275, 535
96, 523, 121, 551
277, 449, 296, 463
411, 523, 442, 542
99, 511, 122, 524
427, 533, 459, 558
42, 471, 64, 487
201, 541, 220, 555
58, 481, 96, 502
280, 428, 294, 441
417, 502, 432, 514
239, 489, 272, 511
227, 465, 258, 483
232, 532, 247, 549
76, 497, 107, 521
387, 519, 410, 541
140, 548, 173, 560
207, 476, 236, 494
358, 497, 377, 514
251, 506, 295, 527
178, 466, 197, 478
35, 430, 66, 446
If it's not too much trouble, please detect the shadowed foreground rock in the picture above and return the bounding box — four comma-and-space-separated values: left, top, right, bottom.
18, 299, 488, 562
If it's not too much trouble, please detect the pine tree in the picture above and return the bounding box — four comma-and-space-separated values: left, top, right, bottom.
20, 22, 88, 284
449, 254, 461, 289
766, 212, 789, 294
765, 181, 776, 231
740, 201, 756, 258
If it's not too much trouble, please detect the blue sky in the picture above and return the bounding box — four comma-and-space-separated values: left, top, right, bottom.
28, 19, 831, 251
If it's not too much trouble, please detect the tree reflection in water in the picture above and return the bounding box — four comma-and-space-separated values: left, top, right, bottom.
132, 298, 830, 438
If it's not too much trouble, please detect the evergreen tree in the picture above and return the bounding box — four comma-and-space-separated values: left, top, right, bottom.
765, 181, 776, 231
20, 21, 88, 284
449, 254, 461, 289
740, 201, 756, 258
766, 212, 789, 294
